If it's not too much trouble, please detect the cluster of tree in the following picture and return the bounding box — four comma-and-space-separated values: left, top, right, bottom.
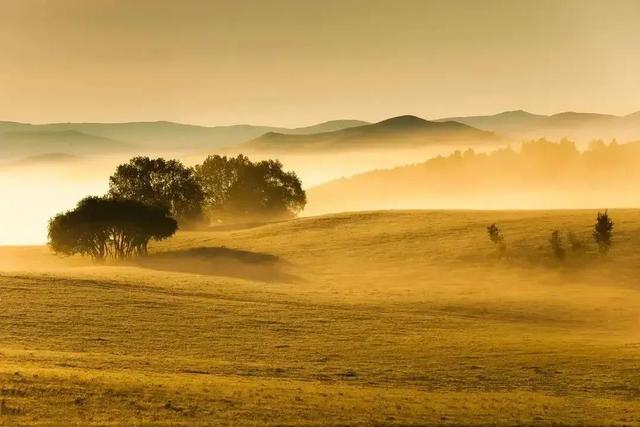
109, 155, 306, 225
48, 154, 306, 261
487, 211, 614, 261
193, 155, 306, 222
48, 197, 177, 261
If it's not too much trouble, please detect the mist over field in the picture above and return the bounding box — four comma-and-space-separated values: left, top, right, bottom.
4, 0, 640, 424
0, 140, 497, 245
5, 110, 640, 246
306, 138, 640, 214
3, 132, 639, 245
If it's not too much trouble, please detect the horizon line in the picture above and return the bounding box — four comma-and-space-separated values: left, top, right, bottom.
2, 108, 640, 129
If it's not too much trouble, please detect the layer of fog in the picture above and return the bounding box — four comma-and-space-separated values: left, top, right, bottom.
306, 139, 640, 215
0, 144, 476, 245
3, 138, 637, 246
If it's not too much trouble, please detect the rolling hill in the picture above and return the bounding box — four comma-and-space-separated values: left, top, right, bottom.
2, 209, 640, 424
437, 109, 640, 142
244, 115, 498, 152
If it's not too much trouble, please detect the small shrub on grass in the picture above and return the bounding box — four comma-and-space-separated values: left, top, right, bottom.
593, 210, 613, 255
487, 223, 506, 257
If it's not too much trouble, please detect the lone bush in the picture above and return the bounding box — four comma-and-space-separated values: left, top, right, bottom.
487, 223, 506, 256
593, 210, 613, 254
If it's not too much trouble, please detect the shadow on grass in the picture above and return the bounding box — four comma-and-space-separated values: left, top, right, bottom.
135, 247, 298, 283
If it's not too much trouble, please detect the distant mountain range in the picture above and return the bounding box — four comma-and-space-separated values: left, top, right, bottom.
243, 115, 497, 152
4, 110, 640, 159
0, 119, 369, 158
437, 110, 640, 141
0, 129, 132, 157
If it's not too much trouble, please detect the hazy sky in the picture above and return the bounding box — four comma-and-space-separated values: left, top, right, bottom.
2, 0, 639, 126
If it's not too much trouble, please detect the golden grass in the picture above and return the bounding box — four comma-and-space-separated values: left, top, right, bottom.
2, 209, 640, 425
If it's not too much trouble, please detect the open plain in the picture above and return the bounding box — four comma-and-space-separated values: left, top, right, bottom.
1, 210, 640, 425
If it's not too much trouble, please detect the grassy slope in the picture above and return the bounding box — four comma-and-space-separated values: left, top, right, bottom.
1, 210, 640, 425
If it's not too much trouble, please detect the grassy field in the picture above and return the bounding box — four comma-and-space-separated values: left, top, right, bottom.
2, 209, 640, 425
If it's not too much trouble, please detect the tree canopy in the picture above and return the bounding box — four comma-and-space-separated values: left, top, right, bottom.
108, 157, 204, 225
194, 154, 306, 221
48, 196, 177, 261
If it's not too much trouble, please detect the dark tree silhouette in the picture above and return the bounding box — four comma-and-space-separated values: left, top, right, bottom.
48, 196, 177, 261
194, 154, 306, 221
593, 210, 613, 254
108, 157, 204, 225
549, 230, 565, 260
487, 223, 506, 256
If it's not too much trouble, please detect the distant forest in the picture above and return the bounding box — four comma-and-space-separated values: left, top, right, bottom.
307, 139, 640, 212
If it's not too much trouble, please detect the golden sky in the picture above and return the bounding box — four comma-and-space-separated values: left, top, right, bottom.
1, 0, 639, 126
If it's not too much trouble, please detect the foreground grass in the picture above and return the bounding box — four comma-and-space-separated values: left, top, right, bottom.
1, 209, 640, 425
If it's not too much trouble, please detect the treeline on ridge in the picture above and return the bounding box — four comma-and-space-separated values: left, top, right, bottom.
308, 138, 640, 212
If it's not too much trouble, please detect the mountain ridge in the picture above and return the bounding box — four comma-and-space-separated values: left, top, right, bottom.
436, 109, 640, 141
244, 115, 497, 152
0, 129, 132, 157
0, 119, 370, 157
5, 109, 640, 157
